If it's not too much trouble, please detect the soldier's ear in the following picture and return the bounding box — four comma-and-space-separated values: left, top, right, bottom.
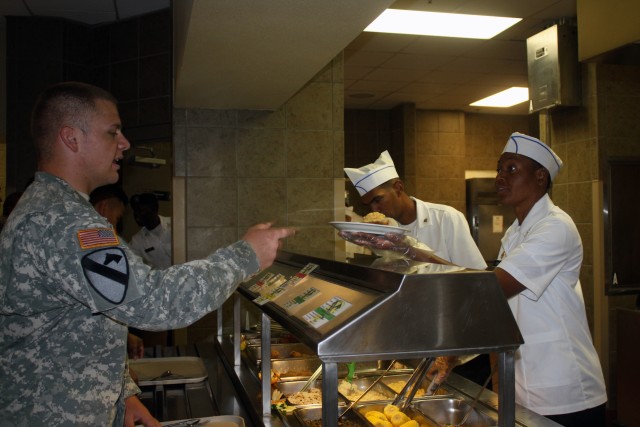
59, 126, 80, 152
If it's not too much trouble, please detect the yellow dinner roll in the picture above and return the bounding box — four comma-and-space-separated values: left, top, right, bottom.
389, 411, 411, 427
365, 411, 387, 421
383, 404, 400, 419
367, 417, 393, 427
399, 420, 419, 427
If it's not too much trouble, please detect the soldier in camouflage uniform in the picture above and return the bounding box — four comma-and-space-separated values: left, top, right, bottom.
0, 82, 295, 426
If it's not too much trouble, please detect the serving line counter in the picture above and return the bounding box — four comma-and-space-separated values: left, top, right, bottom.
214, 250, 559, 427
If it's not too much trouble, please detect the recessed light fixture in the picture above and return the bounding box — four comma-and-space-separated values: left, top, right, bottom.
470, 87, 529, 108
365, 9, 521, 39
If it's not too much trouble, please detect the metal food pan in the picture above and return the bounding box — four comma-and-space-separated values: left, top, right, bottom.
356, 402, 437, 427
380, 373, 451, 399
337, 377, 396, 403
275, 379, 322, 396
245, 337, 293, 347
246, 342, 315, 365
271, 359, 322, 381
293, 404, 366, 427
413, 398, 497, 427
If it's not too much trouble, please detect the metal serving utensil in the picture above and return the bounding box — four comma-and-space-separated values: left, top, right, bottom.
456, 361, 496, 426
392, 357, 434, 411
298, 365, 322, 393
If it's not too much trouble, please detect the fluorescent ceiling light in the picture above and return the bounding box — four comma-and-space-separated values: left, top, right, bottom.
470, 87, 529, 108
365, 9, 521, 39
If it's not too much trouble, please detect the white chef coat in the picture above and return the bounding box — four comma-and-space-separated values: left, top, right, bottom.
497, 194, 607, 415
129, 215, 172, 269
407, 197, 487, 270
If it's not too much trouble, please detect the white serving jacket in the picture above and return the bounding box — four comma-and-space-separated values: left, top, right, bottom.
497, 194, 607, 415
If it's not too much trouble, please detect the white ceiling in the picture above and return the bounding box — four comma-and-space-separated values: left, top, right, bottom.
1, 0, 579, 115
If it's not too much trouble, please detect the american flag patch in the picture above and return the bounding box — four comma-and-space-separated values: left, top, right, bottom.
77, 228, 120, 249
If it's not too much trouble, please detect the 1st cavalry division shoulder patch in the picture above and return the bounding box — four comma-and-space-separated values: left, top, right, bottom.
77, 228, 120, 249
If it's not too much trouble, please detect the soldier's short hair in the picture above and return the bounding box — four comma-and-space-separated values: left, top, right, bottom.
30, 81, 117, 162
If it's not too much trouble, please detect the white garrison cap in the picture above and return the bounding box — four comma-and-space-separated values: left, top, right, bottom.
502, 132, 563, 181
344, 150, 399, 196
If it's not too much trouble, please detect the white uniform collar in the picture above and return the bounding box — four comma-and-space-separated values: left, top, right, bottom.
517, 194, 553, 235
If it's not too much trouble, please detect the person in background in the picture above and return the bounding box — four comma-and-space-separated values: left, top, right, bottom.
90, 184, 145, 362
0, 81, 295, 426
90, 183, 129, 235
341, 133, 607, 426
129, 193, 172, 269
344, 150, 487, 270
0, 191, 24, 231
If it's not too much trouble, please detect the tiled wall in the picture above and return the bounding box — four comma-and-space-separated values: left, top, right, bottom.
174, 54, 345, 343
4, 11, 172, 193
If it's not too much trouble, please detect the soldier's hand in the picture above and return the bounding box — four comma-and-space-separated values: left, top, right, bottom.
242, 223, 296, 271
124, 395, 161, 427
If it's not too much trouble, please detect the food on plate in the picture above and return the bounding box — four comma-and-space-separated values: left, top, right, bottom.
398, 420, 418, 427
289, 350, 303, 358
363, 212, 399, 227
286, 387, 322, 405
271, 349, 280, 358
363, 212, 389, 224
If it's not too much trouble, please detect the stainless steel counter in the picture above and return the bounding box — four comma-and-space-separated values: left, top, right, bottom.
210, 250, 560, 427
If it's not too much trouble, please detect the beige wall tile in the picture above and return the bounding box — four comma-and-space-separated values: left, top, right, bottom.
173, 125, 186, 177
285, 225, 336, 260
187, 226, 238, 260
414, 178, 440, 201
566, 182, 592, 224
287, 178, 335, 225
286, 130, 334, 178
237, 177, 286, 226
415, 154, 439, 179
286, 82, 333, 130
416, 110, 438, 131
238, 108, 285, 129
186, 108, 237, 127
333, 131, 345, 178
186, 177, 237, 227
186, 127, 237, 177
438, 111, 463, 133
416, 131, 439, 156
237, 128, 286, 177
438, 178, 466, 203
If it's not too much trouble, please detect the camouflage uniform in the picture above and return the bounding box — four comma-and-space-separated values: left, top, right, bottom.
0, 172, 259, 426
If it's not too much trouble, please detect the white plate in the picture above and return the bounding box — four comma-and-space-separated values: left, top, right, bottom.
329, 221, 408, 235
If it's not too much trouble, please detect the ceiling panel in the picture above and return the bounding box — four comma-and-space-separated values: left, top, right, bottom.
1, 0, 585, 114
